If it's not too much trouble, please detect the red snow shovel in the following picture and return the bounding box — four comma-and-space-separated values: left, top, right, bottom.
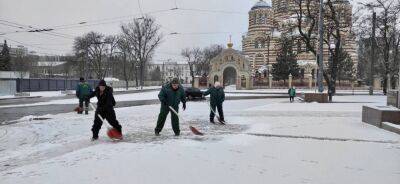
168, 106, 204, 136
74, 106, 83, 113
89, 103, 123, 140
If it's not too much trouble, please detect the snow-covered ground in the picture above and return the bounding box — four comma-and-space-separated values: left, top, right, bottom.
0, 95, 399, 184
224, 85, 385, 95
0, 91, 272, 108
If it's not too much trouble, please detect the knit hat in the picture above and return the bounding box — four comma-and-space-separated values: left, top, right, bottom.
171, 78, 180, 84
79, 77, 84, 82
98, 79, 106, 86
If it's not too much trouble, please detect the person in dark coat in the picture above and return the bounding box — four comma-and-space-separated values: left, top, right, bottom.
155, 78, 186, 136
203, 81, 225, 123
288, 86, 296, 103
75, 77, 93, 114
87, 80, 122, 140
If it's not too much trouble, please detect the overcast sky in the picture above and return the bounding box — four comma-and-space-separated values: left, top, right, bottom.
0, 0, 366, 62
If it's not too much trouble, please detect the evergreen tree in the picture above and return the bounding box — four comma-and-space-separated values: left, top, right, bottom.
272, 37, 300, 84
0, 40, 11, 71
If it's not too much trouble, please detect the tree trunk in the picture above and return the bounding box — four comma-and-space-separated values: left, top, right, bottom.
140, 62, 144, 90
123, 53, 129, 90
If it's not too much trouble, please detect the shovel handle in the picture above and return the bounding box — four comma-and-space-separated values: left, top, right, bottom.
89, 103, 105, 122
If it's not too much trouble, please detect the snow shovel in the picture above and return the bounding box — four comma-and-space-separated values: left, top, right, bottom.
89, 103, 122, 140
168, 106, 204, 136
207, 100, 226, 125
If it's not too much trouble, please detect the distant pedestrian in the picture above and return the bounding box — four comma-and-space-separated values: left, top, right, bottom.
288, 86, 296, 103
76, 77, 93, 114
155, 78, 186, 136
203, 81, 225, 123
87, 80, 122, 141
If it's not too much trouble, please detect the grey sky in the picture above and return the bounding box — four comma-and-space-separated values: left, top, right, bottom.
0, 0, 365, 62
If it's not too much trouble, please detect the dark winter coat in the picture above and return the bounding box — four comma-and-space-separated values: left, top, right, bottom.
158, 83, 186, 108
288, 88, 296, 97
203, 86, 225, 105
88, 86, 116, 112
76, 82, 93, 99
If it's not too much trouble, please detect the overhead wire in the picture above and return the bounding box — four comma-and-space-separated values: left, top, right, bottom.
0, 3, 249, 55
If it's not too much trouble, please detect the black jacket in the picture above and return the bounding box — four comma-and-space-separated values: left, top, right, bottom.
88, 86, 116, 112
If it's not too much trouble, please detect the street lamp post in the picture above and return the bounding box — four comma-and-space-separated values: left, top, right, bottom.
317, 0, 324, 93
328, 42, 336, 102
369, 11, 377, 95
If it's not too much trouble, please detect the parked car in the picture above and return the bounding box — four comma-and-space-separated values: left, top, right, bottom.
184, 87, 204, 100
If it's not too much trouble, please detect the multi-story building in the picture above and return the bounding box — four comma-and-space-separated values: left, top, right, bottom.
242, 0, 358, 76
147, 61, 192, 83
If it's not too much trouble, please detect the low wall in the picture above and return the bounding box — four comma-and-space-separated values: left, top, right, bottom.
387, 90, 400, 108
108, 81, 163, 89
0, 80, 16, 95
304, 93, 328, 103
362, 105, 400, 127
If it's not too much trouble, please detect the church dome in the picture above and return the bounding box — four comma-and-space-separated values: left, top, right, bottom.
251, 0, 271, 10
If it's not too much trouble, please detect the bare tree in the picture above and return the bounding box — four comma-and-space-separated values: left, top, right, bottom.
12, 54, 34, 79
294, 0, 354, 101
73, 31, 114, 79
73, 36, 88, 78
104, 35, 119, 78
201, 44, 224, 76
121, 16, 163, 89
116, 35, 133, 90
172, 63, 183, 79
356, 0, 400, 93
373, 0, 400, 93
181, 47, 202, 86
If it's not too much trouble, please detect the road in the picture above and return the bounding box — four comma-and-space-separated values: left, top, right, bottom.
0, 94, 287, 124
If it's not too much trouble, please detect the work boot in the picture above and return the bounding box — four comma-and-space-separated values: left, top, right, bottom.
91, 136, 98, 141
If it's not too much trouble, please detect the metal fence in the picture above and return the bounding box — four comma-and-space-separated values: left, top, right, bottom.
15, 78, 99, 92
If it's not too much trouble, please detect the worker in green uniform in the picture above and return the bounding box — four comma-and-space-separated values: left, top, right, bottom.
203, 81, 225, 123
155, 78, 186, 136
76, 77, 93, 114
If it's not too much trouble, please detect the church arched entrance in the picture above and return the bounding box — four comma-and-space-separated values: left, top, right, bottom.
214, 75, 219, 83
223, 67, 237, 86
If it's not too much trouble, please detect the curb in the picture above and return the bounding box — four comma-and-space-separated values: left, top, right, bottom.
381, 122, 400, 135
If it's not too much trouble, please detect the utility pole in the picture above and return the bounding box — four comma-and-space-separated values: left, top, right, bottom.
369, 12, 376, 95
317, 0, 324, 93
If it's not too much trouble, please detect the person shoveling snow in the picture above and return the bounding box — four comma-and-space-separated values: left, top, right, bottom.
86, 79, 123, 141
75, 77, 93, 115
155, 78, 203, 136
155, 78, 187, 136
203, 81, 225, 124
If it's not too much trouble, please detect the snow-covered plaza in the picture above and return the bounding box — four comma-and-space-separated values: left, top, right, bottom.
0, 95, 399, 184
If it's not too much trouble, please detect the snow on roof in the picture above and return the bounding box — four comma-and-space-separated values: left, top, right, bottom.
251, 0, 271, 10
36, 61, 66, 67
